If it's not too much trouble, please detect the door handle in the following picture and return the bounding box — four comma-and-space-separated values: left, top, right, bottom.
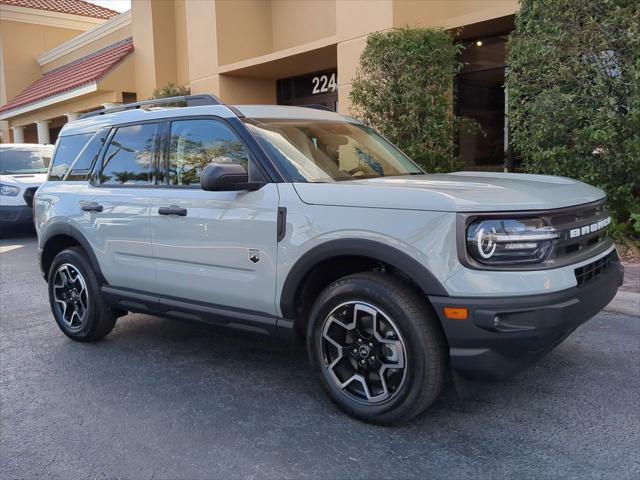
158, 206, 187, 216
80, 201, 103, 212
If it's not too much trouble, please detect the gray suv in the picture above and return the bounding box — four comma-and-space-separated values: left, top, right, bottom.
35, 95, 623, 424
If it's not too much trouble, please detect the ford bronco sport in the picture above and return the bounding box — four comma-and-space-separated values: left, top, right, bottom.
35, 95, 623, 424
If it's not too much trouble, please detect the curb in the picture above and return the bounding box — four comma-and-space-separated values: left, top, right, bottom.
604, 290, 640, 317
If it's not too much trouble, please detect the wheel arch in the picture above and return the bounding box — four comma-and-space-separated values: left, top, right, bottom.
279, 239, 448, 322
40, 223, 106, 285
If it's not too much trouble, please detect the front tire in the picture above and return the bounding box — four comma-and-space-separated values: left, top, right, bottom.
307, 272, 447, 424
48, 247, 116, 342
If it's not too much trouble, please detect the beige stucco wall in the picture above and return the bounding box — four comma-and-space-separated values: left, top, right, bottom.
270, 0, 336, 51
174, 0, 190, 87
219, 75, 276, 104
2, 0, 521, 142
131, 0, 178, 99
41, 23, 132, 73
180, 0, 518, 111
393, 0, 518, 29
215, 0, 273, 66
96, 55, 136, 94
335, 0, 394, 113
0, 20, 85, 105
184, 0, 219, 93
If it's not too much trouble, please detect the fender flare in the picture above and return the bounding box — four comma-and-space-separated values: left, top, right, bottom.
279, 238, 448, 318
40, 223, 107, 284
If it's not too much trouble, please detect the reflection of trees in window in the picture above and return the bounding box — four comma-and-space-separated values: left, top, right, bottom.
112, 170, 151, 184
100, 126, 155, 185
169, 135, 247, 185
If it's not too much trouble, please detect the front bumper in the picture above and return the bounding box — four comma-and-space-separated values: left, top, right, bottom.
0, 205, 33, 225
429, 256, 624, 379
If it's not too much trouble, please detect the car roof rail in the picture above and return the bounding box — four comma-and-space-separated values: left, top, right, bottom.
79, 94, 223, 119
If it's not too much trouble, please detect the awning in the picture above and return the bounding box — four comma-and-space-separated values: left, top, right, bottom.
0, 37, 133, 118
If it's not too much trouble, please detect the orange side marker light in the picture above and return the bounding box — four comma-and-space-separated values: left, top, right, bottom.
443, 307, 468, 320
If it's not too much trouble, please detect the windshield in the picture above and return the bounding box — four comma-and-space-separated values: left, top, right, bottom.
245, 119, 423, 182
0, 147, 51, 174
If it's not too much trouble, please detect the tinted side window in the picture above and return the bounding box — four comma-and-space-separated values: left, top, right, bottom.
100, 124, 157, 185
167, 119, 250, 186
65, 129, 109, 181
49, 133, 92, 180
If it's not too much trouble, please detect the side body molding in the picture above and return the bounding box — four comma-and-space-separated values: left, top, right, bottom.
279, 238, 449, 318
39, 222, 107, 284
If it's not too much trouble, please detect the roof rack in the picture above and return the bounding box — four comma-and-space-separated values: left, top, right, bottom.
80, 94, 223, 119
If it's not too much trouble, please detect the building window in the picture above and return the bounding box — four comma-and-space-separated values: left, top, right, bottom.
122, 92, 138, 104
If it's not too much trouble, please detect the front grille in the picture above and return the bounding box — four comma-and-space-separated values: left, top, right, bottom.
549, 200, 609, 259
22, 187, 37, 208
575, 252, 613, 286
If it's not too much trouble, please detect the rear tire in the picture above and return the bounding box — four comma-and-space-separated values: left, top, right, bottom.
307, 272, 447, 424
47, 247, 116, 342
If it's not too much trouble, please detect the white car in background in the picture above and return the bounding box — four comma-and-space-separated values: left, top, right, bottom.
0, 143, 53, 229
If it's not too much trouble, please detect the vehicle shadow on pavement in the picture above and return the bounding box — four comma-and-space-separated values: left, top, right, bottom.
0, 224, 36, 240
76, 311, 537, 423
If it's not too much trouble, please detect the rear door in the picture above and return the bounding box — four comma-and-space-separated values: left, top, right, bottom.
73, 123, 159, 292
148, 117, 280, 316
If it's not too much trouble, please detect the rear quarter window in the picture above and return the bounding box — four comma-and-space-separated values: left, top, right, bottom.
65, 129, 109, 181
49, 133, 94, 181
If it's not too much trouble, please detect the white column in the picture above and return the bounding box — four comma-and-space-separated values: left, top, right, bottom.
65, 112, 80, 122
11, 126, 25, 143
35, 120, 51, 145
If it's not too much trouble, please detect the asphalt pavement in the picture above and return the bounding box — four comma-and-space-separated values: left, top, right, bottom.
1, 229, 639, 479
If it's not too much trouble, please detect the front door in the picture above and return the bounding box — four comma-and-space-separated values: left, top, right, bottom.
149, 118, 279, 316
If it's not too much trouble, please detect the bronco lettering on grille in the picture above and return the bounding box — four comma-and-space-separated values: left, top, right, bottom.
569, 216, 610, 239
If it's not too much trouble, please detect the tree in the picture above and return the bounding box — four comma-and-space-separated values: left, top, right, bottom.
506, 0, 640, 235
350, 27, 467, 172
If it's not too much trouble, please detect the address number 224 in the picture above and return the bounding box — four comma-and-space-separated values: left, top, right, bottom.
311, 73, 337, 94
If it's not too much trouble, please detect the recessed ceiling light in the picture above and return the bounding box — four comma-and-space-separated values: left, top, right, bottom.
476, 40, 483, 47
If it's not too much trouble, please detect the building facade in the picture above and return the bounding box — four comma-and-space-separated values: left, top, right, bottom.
0, 0, 519, 171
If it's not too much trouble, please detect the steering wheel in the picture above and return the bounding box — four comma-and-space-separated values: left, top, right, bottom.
348, 165, 369, 176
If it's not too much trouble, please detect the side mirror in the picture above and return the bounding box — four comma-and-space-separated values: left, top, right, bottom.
200, 163, 261, 191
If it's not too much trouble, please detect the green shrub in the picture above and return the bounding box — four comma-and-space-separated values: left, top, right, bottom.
349, 27, 467, 172
150, 83, 190, 99
506, 0, 640, 236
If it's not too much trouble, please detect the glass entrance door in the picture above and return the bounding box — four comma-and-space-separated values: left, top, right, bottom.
456, 34, 509, 171
277, 69, 338, 111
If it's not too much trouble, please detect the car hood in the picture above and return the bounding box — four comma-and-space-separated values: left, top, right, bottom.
0, 173, 47, 187
293, 172, 605, 212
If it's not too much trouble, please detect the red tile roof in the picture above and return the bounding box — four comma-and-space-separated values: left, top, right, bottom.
0, 0, 118, 20
0, 38, 133, 114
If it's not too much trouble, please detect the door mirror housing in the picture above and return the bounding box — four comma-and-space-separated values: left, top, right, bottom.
200, 163, 261, 191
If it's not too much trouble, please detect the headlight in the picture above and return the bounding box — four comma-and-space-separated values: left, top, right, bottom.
466, 218, 559, 265
0, 184, 20, 196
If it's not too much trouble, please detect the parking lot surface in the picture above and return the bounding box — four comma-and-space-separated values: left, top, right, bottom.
1, 230, 639, 479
